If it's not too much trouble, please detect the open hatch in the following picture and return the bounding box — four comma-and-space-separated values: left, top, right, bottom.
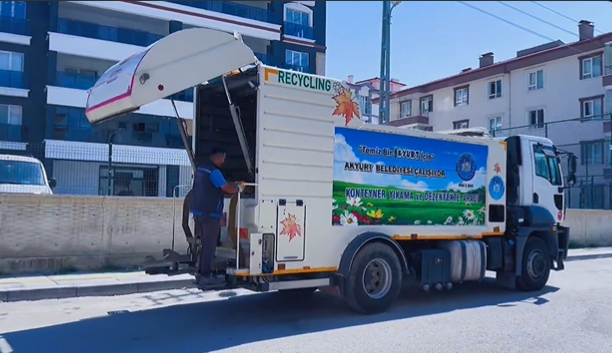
84, 27, 259, 188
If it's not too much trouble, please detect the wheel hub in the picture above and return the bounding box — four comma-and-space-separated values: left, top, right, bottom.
526, 249, 546, 280
362, 258, 392, 299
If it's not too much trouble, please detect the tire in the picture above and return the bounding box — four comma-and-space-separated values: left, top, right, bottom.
516, 236, 551, 292
344, 242, 402, 314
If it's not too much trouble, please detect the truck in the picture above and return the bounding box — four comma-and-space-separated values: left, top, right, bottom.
84, 28, 577, 315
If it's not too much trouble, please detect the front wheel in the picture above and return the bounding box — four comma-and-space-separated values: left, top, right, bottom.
516, 237, 551, 291
344, 242, 402, 314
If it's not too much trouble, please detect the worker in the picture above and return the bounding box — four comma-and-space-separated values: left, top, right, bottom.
191, 147, 243, 285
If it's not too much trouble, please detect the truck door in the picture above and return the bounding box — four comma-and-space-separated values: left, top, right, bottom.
531, 142, 564, 222
84, 28, 257, 125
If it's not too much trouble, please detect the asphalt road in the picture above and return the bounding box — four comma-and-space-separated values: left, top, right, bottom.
2, 258, 612, 353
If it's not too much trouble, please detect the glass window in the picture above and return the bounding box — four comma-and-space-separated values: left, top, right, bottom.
285, 49, 309, 69
533, 145, 562, 186
0, 51, 23, 71
0, 104, 21, 125
0, 1, 26, 19
286, 8, 309, 26
0, 160, 46, 186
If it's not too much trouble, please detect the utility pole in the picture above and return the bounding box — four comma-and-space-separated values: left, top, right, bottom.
379, 1, 402, 125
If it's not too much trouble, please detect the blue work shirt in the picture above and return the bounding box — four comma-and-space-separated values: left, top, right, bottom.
190, 162, 227, 219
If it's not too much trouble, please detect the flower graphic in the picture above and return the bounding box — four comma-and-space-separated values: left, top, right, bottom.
414, 220, 421, 225
388, 216, 396, 223
463, 209, 475, 221
280, 213, 302, 242
340, 211, 359, 226
346, 196, 362, 207
332, 87, 361, 125
444, 216, 454, 225
366, 209, 384, 219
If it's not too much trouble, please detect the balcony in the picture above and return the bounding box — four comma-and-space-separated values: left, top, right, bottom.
0, 123, 22, 142
55, 71, 97, 90
281, 63, 313, 74
170, 1, 271, 23
0, 70, 26, 89
388, 110, 431, 128
0, 16, 29, 36
51, 124, 186, 148
57, 18, 164, 47
283, 22, 314, 40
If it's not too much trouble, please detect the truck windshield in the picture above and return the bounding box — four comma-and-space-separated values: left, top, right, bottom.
533, 145, 562, 186
0, 160, 46, 186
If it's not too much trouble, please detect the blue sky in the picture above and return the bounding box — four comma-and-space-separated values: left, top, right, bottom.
326, 1, 612, 87
334, 127, 488, 191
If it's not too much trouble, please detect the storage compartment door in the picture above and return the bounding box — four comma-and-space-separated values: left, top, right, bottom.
85, 28, 256, 125
276, 201, 306, 262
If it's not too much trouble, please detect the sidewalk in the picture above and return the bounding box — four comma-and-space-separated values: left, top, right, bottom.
0, 271, 195, 302
1, 247, 611, 303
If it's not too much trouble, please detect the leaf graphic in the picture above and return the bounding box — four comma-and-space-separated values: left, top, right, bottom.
494, 163, 501, 174
280, 213, 302, 242
332, 87, 361, 125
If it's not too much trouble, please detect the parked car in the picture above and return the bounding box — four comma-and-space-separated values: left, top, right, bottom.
0, 154, 56, 194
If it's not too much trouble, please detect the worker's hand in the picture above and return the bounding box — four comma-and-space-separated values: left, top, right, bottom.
186, 236, 195, 244
236, 181, 246, 193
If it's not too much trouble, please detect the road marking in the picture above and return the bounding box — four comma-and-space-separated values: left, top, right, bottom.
0, 336, 13, 353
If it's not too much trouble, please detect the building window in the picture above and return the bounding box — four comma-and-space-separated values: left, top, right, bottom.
580, 54, 602, 79
285, 49, 309, 72
400, 100, 412, 118
488, 79, 502, 99
357, 95, 371, 115
454, 86, 469, 106
581, 95, 604, 120
488, 116, 502, 134
285, 8, 310, 27
527, 108, 545, 129
453, 120, 469, 130
580, 140, 604, 166
527, 69, 544, 91
0, 1, 26, 19
420, 95, 433, 114
0, 50, 23, 72
0, 104, 22, 125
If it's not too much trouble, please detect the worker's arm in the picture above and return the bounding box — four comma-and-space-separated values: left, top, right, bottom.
210, 169, 240, 194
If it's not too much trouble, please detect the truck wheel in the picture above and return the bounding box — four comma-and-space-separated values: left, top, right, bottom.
516, 237, 551, 292
344, 242, 402, 314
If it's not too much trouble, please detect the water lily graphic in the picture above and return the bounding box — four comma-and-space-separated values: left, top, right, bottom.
366, 209, 384, 219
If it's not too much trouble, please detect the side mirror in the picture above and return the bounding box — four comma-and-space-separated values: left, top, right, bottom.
566, 155, 577, 187
48, 178, 57, 189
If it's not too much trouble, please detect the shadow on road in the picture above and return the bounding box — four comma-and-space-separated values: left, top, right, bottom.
4, 279, 558, 353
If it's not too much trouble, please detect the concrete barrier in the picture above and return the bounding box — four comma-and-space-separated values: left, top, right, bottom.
1, 194, 611, 274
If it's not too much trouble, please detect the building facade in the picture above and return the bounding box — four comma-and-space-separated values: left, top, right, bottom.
345, 75, 405, 125
376, 21, 612, 209
0, 0, 326, 196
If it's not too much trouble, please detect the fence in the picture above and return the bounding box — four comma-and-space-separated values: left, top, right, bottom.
0, 142, 192, 198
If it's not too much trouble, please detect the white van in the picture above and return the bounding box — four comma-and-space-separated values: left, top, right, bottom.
0, 154, 55, 194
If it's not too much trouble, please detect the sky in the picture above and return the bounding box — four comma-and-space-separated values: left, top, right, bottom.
333, 127, 488, 191
325, 1, 612, 87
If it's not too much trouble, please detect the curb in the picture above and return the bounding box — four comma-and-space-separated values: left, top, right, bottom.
566, 251, 612, 262
0, 278, 195, 303
1, 250, 611, 303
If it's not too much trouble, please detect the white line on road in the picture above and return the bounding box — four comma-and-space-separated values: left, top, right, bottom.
0, 336, 13, 353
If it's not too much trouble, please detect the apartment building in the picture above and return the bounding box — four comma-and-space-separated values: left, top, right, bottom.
345, 75, 405, 125
0, 1, 326, 196
376, 21, 612, 208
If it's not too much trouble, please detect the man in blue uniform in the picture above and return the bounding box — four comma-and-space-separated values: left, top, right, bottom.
191, 147, 243, 285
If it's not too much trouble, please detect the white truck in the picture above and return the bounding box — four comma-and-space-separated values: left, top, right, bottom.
84, 28, 577, 314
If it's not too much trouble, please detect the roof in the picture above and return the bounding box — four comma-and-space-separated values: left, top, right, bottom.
0, 154, 40, 163
373, 32, 612, 103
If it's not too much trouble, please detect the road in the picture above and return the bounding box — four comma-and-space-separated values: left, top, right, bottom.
1, 258, 612, 353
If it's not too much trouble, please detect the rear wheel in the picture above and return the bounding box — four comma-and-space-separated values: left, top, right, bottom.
344, 242, 402, 314
516, 237, 551, 291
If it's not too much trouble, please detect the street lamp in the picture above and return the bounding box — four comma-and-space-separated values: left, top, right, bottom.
107, 128, 124, 196
379, 0, 402, 125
